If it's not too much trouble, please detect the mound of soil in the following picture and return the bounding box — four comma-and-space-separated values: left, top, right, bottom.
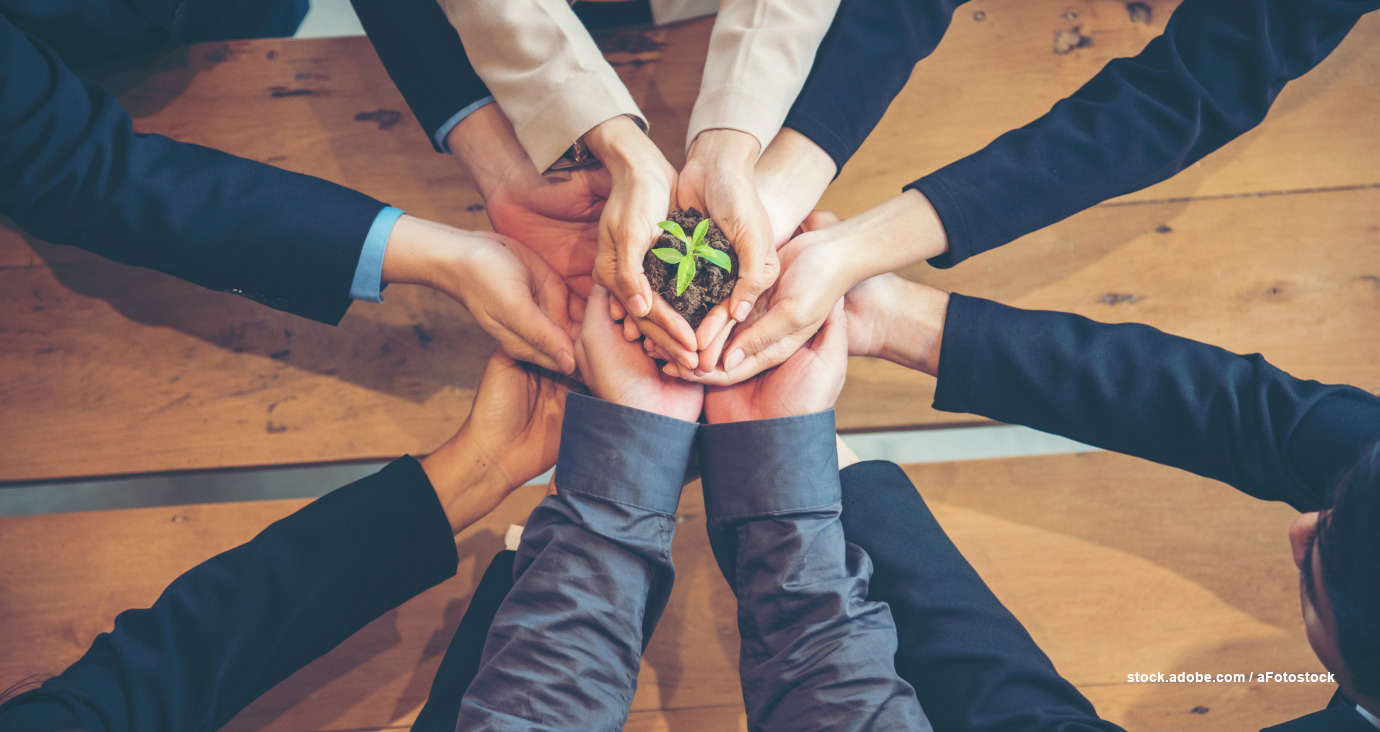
643, 208, 738, 329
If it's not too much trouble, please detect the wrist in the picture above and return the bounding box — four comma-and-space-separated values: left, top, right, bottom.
582, 115, 658, 175
885, 284, 949, 376
422, 431, 512, 535
447, 104, 529, 199
380, 215, 445, 290
686, 128, 761, 171
756, 127, 835, 203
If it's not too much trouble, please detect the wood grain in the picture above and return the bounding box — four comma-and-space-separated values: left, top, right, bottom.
2, 0, 1378, 481
0, 452, 1334, 730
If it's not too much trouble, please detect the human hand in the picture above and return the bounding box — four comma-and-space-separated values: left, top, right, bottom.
582, 115, 701, 371
382, 215, 576, 374
447, 104, 611, 298
844, 272, 950, 376
753, 127, 838, 249
677, 129, 780, 364
703, 298, 849, 424
577, 286, 704, 422
422, 350, 573, 533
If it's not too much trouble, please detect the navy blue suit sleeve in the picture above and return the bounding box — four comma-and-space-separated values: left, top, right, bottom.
933, 294, 1380, 512
910, 0, 1380, 268
0, 457, 460, 732
349, 0, 491, 152
783, 0, 968, 174
0, 15, 386, 325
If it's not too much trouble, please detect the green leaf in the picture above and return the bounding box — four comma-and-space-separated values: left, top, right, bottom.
650, 248, 684, 264
691, 218, 710, 248
695, 246, 731, 271
675, 253, 696, 296
657, 220, 689, 244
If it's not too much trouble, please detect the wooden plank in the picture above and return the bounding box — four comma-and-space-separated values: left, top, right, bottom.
0, 452, 1335, 730
3, 1, 1379, 480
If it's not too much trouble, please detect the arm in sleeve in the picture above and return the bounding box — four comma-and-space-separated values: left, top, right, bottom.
437, 0, 646, 172
686, 0, 842, 153
911, 0, 1380, 268
455, 392, 697, 731
348, 0, 493, 152
0, 457, 459, 732
698, 410, 929, 732
0, 16, 388, 325
933, 294, 1380, 512
782, 0, 968, 173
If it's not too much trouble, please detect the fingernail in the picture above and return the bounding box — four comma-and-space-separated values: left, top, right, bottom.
733, 301, 751, 322
630, 295, 649, 317
558, 352, 576, 374
724, 349, 745, 370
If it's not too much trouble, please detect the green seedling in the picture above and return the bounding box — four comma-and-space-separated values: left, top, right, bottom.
651, 218, 732, 296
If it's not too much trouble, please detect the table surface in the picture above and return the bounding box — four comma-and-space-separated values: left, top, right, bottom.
0, 451, 1325, 731
2, 0, 1378, 484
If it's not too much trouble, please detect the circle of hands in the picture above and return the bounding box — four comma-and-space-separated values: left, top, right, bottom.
443, 115, 904, 491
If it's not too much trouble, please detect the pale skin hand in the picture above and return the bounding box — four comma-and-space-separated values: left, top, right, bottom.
583, 116, 701, 371
703, 298, 849, 424
677, 129, 780, 366
673, 192, 950, 385
447, 104, 611, 298
382, 215, 577, 374
421, 349, 572, 534
578, 285, 704, 422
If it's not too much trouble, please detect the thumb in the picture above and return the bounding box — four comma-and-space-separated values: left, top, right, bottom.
726, 236, 779, 324
717, 301, 812, 382
800, 210, 841, 232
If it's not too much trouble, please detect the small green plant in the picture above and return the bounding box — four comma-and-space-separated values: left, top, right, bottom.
651, 218, 732, 296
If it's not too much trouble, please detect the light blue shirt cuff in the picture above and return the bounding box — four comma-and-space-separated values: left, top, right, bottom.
349, 206, 404, 303
434, 96, 496, 153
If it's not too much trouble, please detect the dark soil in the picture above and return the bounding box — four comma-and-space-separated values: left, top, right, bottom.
643, 208, 737, 329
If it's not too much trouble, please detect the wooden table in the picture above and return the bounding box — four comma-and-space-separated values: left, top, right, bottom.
2, 0, 1378, 483
0, 452, 1324, 730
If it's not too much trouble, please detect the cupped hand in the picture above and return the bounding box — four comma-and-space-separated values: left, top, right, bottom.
577, 286, 704, 422
703, 298, 849, 424
678, 129, 780, 364
667, 211, 859, 386
423, 349, 573, 533
485, 163, 610, 299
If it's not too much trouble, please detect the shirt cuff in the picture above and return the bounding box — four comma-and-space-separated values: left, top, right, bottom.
686, 85, 783, 157
348, 206, 405, 303
553, 392, 698, 515
434, 96, 496, 154
698, 410, 840, 520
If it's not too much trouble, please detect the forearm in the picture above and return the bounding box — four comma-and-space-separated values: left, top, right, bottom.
0, 17, 383, 325
699, 411, 926, 731
688, 0, 842, 153
931, 294, 1380, 510
0, 458, 458, 732
783, 0, 968, 172
912, 0, 1378, 268
754, 127, 838, 242
457, 393, 695, 730
438, 0, 644, 172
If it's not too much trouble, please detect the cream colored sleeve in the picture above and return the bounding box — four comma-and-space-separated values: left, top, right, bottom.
438, 0, 647, 172
686, 0, 842, 154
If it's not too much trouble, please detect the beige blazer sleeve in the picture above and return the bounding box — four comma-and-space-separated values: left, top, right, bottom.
686, 0, 842, 154
438, 0, 647, 172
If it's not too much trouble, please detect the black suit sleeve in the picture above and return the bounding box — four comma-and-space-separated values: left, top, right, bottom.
910, 0, 1380, 268
349, 0, 491, 152
782, 0, 968, 174
933, 294, 1380, 512
0, 14, 389, 325
0, 457, 459, 732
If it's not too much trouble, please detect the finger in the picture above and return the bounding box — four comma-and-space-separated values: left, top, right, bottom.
720, 304, 819, 379
568, 293, 587, 325
622, 313, 642, 342
726, 240, 779, 324
693, 302, 733, 352
645, 295, 699, 354
811, 298, 850, 359
696, 318, 735, 376
636, 314, 697, 371
800, 210, 841, 232
609, 296, 626, 321
610, 225, 660, 319
507, 305, 578, 375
